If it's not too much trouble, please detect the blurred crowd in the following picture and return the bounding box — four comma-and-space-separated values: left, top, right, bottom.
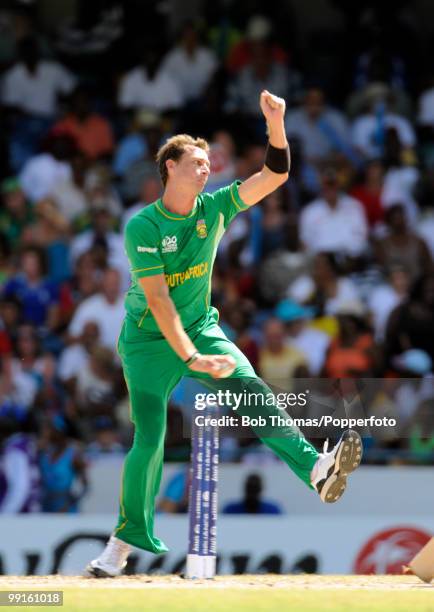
0, 1, 433, 514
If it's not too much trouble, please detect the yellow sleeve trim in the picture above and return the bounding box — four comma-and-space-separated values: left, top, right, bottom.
132, 264, 164, 273
230, 182, 248, 211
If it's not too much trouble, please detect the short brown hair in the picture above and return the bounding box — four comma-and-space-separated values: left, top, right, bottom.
156, 134, 209, 186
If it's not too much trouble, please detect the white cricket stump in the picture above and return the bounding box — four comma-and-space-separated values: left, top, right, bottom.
186, 554, 216, 579
186, 403, 219, 580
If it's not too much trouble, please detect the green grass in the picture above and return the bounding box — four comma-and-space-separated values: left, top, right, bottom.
3, 575, 433, 612
28, 588, 434, 612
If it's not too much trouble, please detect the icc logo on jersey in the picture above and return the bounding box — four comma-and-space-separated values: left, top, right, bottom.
162, 235, 178, 253
196, 219, 207, 239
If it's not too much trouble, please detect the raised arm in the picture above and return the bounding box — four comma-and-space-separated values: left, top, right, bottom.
238, 90, 290, 206
139, 275, 235, 378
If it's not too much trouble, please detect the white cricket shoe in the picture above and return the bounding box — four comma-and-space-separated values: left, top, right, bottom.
311, 429, 363, 503
85, 534, 131, 578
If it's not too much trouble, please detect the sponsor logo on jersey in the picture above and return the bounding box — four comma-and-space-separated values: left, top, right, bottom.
137, 246, 158, 253
196, 219, 207, 239
162, 235, 178, 253
165, 262, 209, 288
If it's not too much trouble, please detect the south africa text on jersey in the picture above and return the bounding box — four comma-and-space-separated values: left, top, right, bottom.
165, 262, 209, 288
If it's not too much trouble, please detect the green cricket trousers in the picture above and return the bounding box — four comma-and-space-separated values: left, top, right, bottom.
114, 307, 319, 552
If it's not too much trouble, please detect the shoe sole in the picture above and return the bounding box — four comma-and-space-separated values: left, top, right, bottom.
84, 563, 118, 578
320, 430, 363, 503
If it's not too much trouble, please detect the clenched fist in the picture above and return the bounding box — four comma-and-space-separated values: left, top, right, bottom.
260, 90, 286, 124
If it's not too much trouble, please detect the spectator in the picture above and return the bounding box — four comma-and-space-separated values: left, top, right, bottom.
0, 298, 21, 349
19, 134, 75, 203
74, 346, 119, 429
21, 198, 70, 283
351, 95, 416, 159
226, 15, 288, 74
0, 414, 40, 513
223, 473, 283, 514
2, 246, 60, 330
386, 273, 434, 364
368, 266, 411, 341
86, 416, 124, 457
69, 205, 129, 290
58, 321, 100, 392
299, 168, 368, 257
347, 51, 412, 119
118, 115, 165, 204
225, 39, 294, 117
350, 159, 385, 228
0, 354, 37, 415
112, 111, 151, 179
12, 324, 44, 386
374, 204, 432, 283
258, 318, 307, 384
83, 164, 123, 220
415, 168, 434, 258
158, 466, 189, 513
381, 129, 420, 226
68, 268, 125, 351
285, 88, 351, 164
69, 251, 101, 307
1, 36, 75, 170
39, 414, 88, 513
161, 21, 217, 104
121, 175, 162, 230
1, 36, 75, 118
250, 190, 290, 263
323, 301, 376, 378
417, 79, 434, 129
275, 300, 330, 376
289, 252, 361, 320
49, 152, 88, 223
51, 87, 114, 161
33, 353, 67, 421
118, 45, 184, 112
0, 177, 34, 249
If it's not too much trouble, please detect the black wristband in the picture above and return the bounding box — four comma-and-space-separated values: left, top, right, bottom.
185, 351, 200, 366
264, 142, 290, 174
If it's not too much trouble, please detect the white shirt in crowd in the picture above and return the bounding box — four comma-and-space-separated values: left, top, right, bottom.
299, 194, 368, 256
161, 46, 217, 102
287, 327, 330, 375
118, 67, 184, 112
418, 88, 434, 126
69, 230, 131, 292
351, 113, 416, 158
1, 61, 76, 117
324, 278, 361, 315
19, 153, 71, 203
58, 344, 89, 382
381, 166, 420, 225
285, 108, 350, 161
68, 294, 125, 350
49, 176, 88, 222
368, 284, 403, 341
288, 275, 361, 316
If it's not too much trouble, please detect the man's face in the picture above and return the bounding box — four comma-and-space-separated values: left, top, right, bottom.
305, 89, 324, 119
167, 146, 210, 193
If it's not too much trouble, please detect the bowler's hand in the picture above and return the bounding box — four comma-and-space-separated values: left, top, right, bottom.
260, 90, 286, 124
188, 354, 236, 379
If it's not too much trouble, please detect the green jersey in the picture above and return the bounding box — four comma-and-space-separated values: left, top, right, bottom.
124, 180, 249, 336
